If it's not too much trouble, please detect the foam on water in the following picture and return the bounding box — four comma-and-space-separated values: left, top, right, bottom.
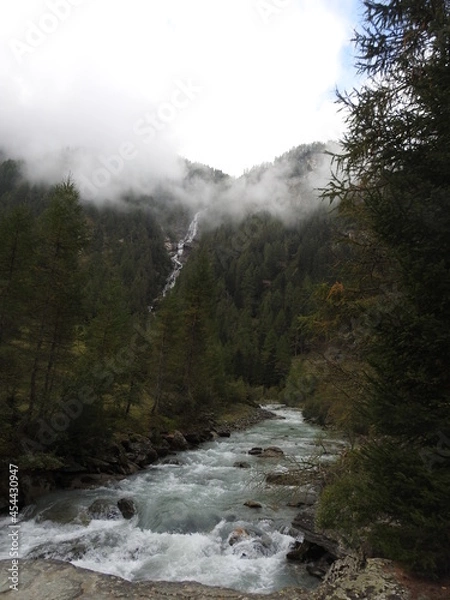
0, 405, 344, 593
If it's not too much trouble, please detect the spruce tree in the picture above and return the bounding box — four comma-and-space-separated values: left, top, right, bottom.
320, 0, 450, 576
27, 180, 88, 418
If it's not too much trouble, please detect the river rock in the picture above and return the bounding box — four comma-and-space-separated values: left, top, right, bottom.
163, 430, 189, 451
248, 447, 263, 455
117, 497, 136, 519
286, 540, 336, 577
27, 539, 88, 561
263, 446, 284, 457
244, 500, 262, 508
233, 461, 251, 468
214, 428, 231, 438
87, 498, 122, 520
184, 431, 211, 445
153, 439, 171, 457
292, 506, 341, 558
121, 435, 159, 467
228, 527, 250, 546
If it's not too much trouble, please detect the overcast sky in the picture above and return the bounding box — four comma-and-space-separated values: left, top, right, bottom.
0, 0, 361, 183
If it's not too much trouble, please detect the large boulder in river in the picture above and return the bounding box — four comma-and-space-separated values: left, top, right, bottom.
248, 446, 284, 457
228, 527, 250, 546
87, 498, 121, 520
244, 500, 262, 509
117, 497, 136, 519
248, 447, 263, 455
292, 506, 341, 558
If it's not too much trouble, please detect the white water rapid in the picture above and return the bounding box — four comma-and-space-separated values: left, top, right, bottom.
0, 405, 344, 594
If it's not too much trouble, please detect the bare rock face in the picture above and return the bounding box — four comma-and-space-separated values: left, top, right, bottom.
313, 557, 411, 600
0, 558, 411, 599
0, 560, 310, 600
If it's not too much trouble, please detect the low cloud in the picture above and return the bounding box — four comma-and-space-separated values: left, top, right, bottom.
1, 1, 349, 222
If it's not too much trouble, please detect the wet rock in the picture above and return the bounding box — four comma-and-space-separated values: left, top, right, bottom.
214, 428, 231, 438
87, 498, 121, 520
184, 431, 210, 445
260, 446, 284, 458
233, 461, 251, 468
287, 540, 334, 563
153, 439, 171, 457
117, 497, 136, 519
121, 435, 158, 467
86, 458, 115, 472
69, 473, 121, 488
228, 527, 250, 546
287, 548, 304, 561
0, 559, 315, 599
292, 506, 341, 558
163, 430, 189, 451
173, 430, 189, 450
279, 525, 304, 540
27, 540, 88, 561
244, 500, 262, 508
306, 561, 330, 580
124, 462, 140, 475
248, 447, 263, 455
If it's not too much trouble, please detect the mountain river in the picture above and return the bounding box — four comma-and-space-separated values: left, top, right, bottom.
0, 404, 345, 594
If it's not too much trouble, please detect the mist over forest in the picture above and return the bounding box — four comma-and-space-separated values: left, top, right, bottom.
1, 0, 449, 589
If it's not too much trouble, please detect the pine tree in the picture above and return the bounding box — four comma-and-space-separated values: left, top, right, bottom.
27, 180, 88, 418
320, 0, 450, 576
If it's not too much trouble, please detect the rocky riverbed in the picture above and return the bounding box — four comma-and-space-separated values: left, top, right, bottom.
3, 404, 442, 598
0, 557, 412, 599
3, 406, 277, 510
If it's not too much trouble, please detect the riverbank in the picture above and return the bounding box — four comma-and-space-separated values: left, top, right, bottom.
2, 404, 447, 598
1, 403, 277, 510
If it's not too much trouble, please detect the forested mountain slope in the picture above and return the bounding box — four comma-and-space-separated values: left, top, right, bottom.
0, 144, 336, 462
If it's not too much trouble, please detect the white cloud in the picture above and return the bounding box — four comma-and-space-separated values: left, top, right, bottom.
0, 0, 359, 187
